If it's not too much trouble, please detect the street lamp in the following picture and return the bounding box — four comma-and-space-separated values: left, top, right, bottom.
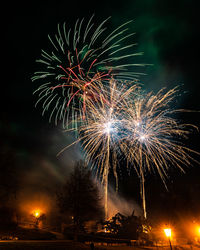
195, 226, 200, 243
32, 209, 41, 229
164, 228, 172, 250
34, 211, 40, 218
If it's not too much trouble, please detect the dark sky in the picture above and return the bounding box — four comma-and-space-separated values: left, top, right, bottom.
1, 0, 200, 221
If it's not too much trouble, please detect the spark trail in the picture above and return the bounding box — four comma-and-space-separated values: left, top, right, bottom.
120, 87, 199, 218
58, 84, 199, 219
32, 16, 145, 129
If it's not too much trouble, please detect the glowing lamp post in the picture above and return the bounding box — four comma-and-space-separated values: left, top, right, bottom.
195, 226, 200, 243
34, 211, 40, 218
32, 210, 41, 228
164, 228, 172, 250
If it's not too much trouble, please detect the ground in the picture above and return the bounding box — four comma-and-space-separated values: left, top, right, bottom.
1, 241, 200, 250
1, 227, 200, 249
0, 240, 89, 250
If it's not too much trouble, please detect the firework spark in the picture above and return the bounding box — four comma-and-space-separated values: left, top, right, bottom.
61, 84, 198, 219
79, 80, 138, 181
32, 16, 145, 128
58, 79, 139, 219
120, 87, 199, 218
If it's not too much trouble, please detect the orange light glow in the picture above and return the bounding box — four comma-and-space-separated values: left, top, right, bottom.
164, 228, 172, 238
33, 209, 41, 218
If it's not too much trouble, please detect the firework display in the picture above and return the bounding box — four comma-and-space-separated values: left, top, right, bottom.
57, 81, 198, 219
33, 16, 199, 220
57, 79, 139, 219
79, 80, 138, 181
120, 87, 198, 218
32, 15, 145, 128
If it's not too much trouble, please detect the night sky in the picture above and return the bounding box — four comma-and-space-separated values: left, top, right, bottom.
1, 0, 200, 222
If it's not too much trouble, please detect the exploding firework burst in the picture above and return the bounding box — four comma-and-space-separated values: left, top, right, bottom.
59, 83, 199, 219
58, 79, 139, 219
79, 80, 138, 182
32, 15, 145, 128
120, 87, 199, 218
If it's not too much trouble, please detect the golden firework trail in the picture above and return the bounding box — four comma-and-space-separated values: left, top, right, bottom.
58, 79, 139, 219
120, 87, 199, 218
58, 81, 199, 220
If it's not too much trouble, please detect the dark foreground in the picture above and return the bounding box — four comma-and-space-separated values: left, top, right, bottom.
1, 240, 200, 250
0, 240, 90, 250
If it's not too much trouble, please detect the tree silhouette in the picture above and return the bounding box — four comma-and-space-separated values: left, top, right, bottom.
103, 211, 146, 240
57, 161, 103, 235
